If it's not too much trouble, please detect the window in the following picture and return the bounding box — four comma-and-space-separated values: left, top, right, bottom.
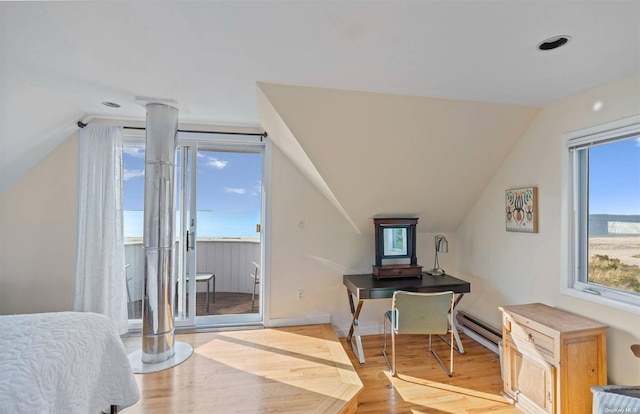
563, 115, 640, 313
121, 132, 267, 328
122, 142, 145, 320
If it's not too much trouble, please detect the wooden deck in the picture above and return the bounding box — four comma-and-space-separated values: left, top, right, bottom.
124, 324, 362, 413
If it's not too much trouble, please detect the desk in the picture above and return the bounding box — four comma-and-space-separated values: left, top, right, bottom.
343, 272, 471, 364
187, 273, 215, 312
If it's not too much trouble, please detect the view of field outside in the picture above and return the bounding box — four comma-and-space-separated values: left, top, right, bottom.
589, 238, 640, 294
587, 137, 640, 295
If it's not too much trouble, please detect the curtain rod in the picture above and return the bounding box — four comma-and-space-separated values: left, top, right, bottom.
76, 121, 267, 138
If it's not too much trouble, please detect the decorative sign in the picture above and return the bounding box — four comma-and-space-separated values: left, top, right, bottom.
505, 187, 538, 233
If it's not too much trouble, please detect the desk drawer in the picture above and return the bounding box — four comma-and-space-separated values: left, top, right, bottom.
504, 318, 555, 358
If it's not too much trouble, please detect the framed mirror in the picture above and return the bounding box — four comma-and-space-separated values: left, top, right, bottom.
373, 218, 418, 266
382, 226, 409, 258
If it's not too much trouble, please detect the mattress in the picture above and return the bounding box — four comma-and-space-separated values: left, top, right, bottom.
0, 312, 140, 414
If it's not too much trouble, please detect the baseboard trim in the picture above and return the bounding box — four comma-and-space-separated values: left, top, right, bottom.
457, 324, 499, 354
265, 314, 331, 328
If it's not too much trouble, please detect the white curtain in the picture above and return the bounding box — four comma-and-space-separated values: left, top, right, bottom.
74, 124, 128, 334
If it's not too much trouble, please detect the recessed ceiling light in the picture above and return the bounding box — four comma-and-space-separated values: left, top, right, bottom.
537, 35, 571, 51
102, 101, 121, 108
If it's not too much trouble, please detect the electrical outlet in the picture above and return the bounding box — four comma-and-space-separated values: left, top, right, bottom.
297, 289, 304, 300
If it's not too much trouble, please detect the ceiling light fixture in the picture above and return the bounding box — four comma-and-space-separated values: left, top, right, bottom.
102, 101, 121, 108
537, 35, 571, 51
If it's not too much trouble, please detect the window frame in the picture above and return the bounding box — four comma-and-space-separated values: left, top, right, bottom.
561, 115, 640, 315
122, 130, 270, 330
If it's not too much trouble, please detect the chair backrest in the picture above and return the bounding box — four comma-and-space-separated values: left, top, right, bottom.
251, 261, 260, 280
391, 290, 454, 335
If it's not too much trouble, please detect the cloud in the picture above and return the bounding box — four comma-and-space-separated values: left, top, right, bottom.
636, 137, 640, 147
207, 158, 228, 169
123, 147, 145, 158
124, 169, 144, 181
224, 187, 246, 194
197, 155, 229, 169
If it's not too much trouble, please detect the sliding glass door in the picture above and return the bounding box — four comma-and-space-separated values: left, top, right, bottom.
174, 145, 197, 326
124, 132, 265, 329
190, 143, 263, 325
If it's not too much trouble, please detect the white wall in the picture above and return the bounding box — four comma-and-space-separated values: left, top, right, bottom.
0, 133, 78, 314
266, 144, 370, 328
2, 76, 638, 385
0, 130, 453, 337
456, 73, 640, 385
258, 82, 539, 235
267, 141, 460, 333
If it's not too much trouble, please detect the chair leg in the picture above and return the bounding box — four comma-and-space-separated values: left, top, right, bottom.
391, 328, 396, 376
450, 329, 454, 374
251, 279, 259, 312
428, 334, 453, 377
382, 315, 393, 375
251, 282, 256, 312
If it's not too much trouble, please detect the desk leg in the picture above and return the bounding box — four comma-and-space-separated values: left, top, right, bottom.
346, 293, 365, 364
438, 293, 466, 354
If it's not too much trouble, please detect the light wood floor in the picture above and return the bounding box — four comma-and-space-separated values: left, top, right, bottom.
123, 325, 518, 413
123, 324, 362, 413
340, 332, 520, 413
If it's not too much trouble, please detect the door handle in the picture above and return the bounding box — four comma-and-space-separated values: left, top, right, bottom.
186, 230, 190, 251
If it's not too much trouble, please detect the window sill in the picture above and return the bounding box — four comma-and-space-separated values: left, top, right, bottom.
561, 287, 640, 316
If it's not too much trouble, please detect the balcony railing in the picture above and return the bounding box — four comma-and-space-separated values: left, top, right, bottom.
125, 238, 260, 317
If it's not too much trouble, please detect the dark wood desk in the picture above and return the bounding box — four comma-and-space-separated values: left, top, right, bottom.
343, 272, 471, 364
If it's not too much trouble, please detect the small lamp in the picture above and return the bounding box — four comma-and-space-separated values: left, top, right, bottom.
427, 235, 448, 276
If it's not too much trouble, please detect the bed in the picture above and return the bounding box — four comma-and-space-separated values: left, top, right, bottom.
0, 312, 140, 414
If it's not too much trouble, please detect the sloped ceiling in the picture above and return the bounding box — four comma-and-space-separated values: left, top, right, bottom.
1, 1, 639, 195
258, 83, 540, 233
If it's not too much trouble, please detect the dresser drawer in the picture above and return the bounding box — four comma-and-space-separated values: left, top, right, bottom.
500, 303, 607, 414
504, 317, 555, 358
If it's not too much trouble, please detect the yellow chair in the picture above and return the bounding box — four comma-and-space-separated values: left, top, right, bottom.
382, 290, 455, 377
250, 261, 260, 312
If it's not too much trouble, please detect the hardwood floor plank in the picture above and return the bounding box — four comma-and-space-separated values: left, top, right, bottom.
123, 326, 517, 413
124, 324, 362, 414
339, 332, 519, 413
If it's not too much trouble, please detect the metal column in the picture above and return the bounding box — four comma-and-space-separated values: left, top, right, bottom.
141, 103, 178, 363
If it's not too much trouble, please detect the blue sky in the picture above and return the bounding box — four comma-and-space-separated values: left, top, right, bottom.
589, 136, 640, 215
123, 147, 262, 214
122, 134, 639, 221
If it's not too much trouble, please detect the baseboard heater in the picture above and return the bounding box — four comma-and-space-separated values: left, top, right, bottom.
456, 310, 502, 354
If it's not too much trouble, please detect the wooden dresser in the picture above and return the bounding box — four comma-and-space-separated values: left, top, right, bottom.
499, 303, 608, 414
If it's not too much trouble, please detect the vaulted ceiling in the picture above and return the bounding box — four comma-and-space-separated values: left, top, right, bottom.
1, 1, 638, 231
257, 82, 540, 233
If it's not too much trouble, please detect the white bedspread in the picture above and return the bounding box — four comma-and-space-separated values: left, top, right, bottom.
0, 312, 140, 414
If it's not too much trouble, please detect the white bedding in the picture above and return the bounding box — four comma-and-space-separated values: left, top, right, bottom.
0, 312, 140, 414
